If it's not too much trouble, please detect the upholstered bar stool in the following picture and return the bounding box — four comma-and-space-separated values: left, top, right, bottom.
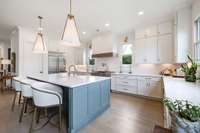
19, 79, 38, 123
29, 82, 63, 133
11, 76, 24, 111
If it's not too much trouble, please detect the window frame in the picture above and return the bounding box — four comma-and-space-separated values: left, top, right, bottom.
195, 18, 200, 62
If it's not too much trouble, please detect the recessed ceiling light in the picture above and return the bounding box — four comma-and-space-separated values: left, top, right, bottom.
138, 11, 144, 16
105, 23, 110, 27
82, 31, 86, 35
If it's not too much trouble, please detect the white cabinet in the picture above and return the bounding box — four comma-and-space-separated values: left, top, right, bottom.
134, 37, 157, 63
145, 37, 158, 63
157, 34, 174, 63
138, 77, 162, 99
111, 74, 163, 99
115, 75, 138, 94
134, 39, 147, 63
134, 21, 174, 64
135, 25, 157, 39
158, 21, 173, 35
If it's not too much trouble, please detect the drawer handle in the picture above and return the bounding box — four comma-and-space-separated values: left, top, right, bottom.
123, 81, 128, 84
123, 88, 129, 90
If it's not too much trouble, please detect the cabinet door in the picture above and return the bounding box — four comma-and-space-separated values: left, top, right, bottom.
134, 39, 147, 64
158, 21, 173, 35
100, 80, 110, 108
88, 83, 101, 116
145, 37, 158, 63
148, 78, 162, 98
158, 34, 174, 63
138, 78, 148, 96
146, 25, 158, 37
135, 29, 146, 39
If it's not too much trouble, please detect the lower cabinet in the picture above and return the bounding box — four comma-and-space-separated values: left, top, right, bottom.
111, 74, 163, 99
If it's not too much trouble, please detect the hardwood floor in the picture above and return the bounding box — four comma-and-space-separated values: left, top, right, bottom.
0, 92, 163, 133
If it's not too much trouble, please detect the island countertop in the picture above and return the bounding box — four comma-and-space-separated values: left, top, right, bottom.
163, 76, 200, 105
28, 73, 111, 88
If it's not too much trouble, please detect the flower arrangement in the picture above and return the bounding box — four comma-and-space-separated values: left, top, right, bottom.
181, 55, 198, 82
164, 98, 200, 122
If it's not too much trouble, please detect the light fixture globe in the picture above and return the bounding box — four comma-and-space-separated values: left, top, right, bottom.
33, 16, 47, 54
61, 0, 81, 47
33, 32, 47, 53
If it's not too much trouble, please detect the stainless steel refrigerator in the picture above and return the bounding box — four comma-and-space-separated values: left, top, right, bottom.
48, 52, 66, 74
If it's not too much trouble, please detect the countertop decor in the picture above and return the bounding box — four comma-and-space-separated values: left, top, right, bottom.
181, 55, 198, 82
164, 98, 200, 133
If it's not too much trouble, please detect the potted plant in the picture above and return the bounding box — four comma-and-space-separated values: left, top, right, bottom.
181, 55, 198, 82
164, 98, 200, 133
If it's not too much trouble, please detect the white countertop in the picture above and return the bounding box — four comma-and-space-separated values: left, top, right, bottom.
163, 76, 200, 105
28, 73, 110, 88
112, 72, 162, 78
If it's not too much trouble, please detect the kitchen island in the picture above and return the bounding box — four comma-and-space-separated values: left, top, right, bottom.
28, 73, 111, 133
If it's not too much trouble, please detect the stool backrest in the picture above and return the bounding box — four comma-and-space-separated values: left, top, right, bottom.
13, 80, 21, 91
32, 82, 62, 107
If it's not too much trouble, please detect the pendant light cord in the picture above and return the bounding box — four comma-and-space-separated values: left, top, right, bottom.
70, 0, 72, 14
38, 16, 43, 33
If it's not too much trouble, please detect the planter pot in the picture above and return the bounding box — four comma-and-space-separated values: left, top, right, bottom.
170, 112, 200, 133
185, 74, 196, 82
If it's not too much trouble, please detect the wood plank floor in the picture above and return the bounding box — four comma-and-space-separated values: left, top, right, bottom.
0, 91, 163, 133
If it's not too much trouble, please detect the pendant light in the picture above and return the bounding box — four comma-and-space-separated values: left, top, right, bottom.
33, 16, 47, 54
61, 0, 81, 47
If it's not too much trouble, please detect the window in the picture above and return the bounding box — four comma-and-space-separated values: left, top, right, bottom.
122, 44, 132, 64
195, 18, 200, 61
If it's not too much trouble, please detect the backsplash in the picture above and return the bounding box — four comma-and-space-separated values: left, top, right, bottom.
93, 57, 178, 75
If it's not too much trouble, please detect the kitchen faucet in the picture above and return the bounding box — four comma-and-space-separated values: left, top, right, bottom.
68, 65, 77, 76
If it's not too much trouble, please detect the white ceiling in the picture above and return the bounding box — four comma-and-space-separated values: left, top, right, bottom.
0, 0, 193, 42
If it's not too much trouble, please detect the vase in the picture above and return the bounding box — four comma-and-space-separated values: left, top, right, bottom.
185, 74, 196, 82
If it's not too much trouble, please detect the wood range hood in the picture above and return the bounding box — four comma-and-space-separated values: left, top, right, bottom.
92, 52, 118, 58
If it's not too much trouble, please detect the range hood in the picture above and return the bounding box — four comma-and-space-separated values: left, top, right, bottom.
91, 32, 118, 58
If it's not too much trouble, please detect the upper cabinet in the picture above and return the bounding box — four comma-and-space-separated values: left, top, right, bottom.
135, 25, 157, 39
92, 32, 117, 58
174, 6, 192, 63
158, 21, 173, 35
134, 21, 174, 64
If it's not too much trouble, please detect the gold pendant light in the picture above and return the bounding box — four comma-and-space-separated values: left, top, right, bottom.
61, 0, 81, 47
33, 16, 47, 54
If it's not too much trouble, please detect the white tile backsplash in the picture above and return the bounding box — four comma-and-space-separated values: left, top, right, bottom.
94, 57, 177, 75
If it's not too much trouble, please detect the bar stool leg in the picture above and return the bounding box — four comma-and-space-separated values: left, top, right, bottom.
36, 108, 41, 124
29, 107, 37, 133
18, 91, 22, 104
11, 91, 17, 111
19, 97, 26, 123
59, 104, 62, 133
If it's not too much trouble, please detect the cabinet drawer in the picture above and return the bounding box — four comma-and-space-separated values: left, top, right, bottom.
116, 78, 137, 87
116, 84, 138, 94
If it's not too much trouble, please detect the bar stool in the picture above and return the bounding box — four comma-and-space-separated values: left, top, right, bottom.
19, 79, 38, 123
29, 82, 63, 133
11, 76, 24, 111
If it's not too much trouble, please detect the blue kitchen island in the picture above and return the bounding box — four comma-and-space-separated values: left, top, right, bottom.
29, 73, 111, 133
